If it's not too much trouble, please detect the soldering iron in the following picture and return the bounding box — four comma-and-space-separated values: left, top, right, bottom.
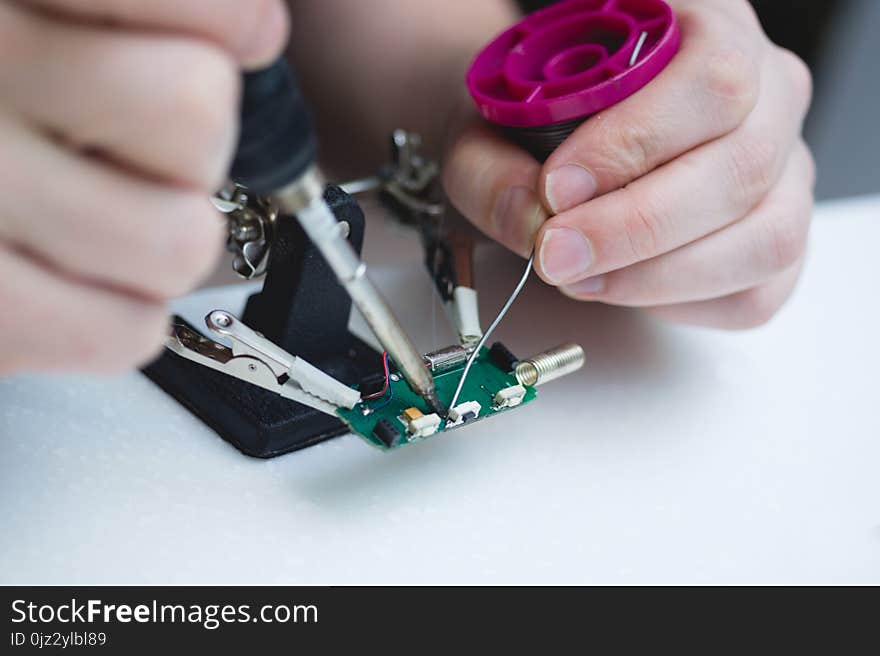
229, 59, 445, 417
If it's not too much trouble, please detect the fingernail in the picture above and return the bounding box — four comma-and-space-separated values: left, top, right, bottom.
538, 228, 594, 284
545, 165, 597, 214
492, 187, 548, 256
241, 1, 288, 67
562, 276, 605, 297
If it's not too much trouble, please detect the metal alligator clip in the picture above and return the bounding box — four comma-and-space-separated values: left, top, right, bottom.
340, 130, 445, 222
212, 183, 279, 280
425, 228, 483, 348
165, 311, 361, 416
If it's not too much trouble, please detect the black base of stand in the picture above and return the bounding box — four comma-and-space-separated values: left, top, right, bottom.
143, 186, 381, 458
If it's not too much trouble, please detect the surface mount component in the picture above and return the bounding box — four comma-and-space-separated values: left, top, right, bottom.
373, 418, 402, 448
337, 344, 540, 450
423, 345, 468, 374
447, 401, 482, 428
488, 342, 520, 373
406, 413, 442, 439
493, 385, 527, 409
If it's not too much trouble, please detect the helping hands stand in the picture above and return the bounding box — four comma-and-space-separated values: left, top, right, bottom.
143, 186, 381, 458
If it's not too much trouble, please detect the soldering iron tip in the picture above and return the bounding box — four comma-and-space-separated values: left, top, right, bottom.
426, 392, 447, 418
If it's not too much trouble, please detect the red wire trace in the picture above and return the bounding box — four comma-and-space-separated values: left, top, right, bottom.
362, 351, 391, 400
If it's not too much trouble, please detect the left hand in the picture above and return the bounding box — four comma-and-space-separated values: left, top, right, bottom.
442, 0, 815, 329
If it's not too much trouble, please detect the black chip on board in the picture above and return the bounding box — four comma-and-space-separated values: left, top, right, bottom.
489, 342, 519, 373
373, 418, 402, 448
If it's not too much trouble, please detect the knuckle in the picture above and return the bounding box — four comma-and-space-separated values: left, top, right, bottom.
620, 188, 666, 261
759, 205, 811, 273
597, 118, 656, 179
174, 47, 239, 124
727, 133, 779, 206
704, 47, 760, 115
168, 46, 240, 182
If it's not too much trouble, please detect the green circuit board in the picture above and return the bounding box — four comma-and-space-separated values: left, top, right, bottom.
337, 347, 537, 450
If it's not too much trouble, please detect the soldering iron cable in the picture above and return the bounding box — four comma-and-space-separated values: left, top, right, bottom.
447, 252, 535, 411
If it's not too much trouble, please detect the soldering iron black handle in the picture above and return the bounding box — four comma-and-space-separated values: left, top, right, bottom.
230, 57, 317, 195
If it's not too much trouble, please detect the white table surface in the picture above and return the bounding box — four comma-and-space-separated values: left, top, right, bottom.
1, 195, 878, 585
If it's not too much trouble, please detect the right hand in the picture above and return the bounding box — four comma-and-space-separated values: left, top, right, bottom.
0, 0, 288, 375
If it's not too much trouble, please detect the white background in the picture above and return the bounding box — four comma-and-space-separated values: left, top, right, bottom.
1, 195, 878, 584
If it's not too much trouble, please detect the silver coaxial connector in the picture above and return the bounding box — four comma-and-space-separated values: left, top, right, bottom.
515, 343, 585, 387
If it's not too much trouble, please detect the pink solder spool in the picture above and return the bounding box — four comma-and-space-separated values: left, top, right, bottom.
467, 0, 681, 161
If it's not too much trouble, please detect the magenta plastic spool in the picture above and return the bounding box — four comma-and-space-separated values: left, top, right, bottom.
467, 0, 680, 160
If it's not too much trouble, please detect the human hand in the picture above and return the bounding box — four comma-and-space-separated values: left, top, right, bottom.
0, 0, 288, 374
443, 0, 814, 329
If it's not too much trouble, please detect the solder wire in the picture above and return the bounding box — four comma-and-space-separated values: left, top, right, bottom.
447, 251, 534, 411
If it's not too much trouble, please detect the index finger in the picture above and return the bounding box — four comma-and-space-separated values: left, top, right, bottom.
15, 0, 289, 68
